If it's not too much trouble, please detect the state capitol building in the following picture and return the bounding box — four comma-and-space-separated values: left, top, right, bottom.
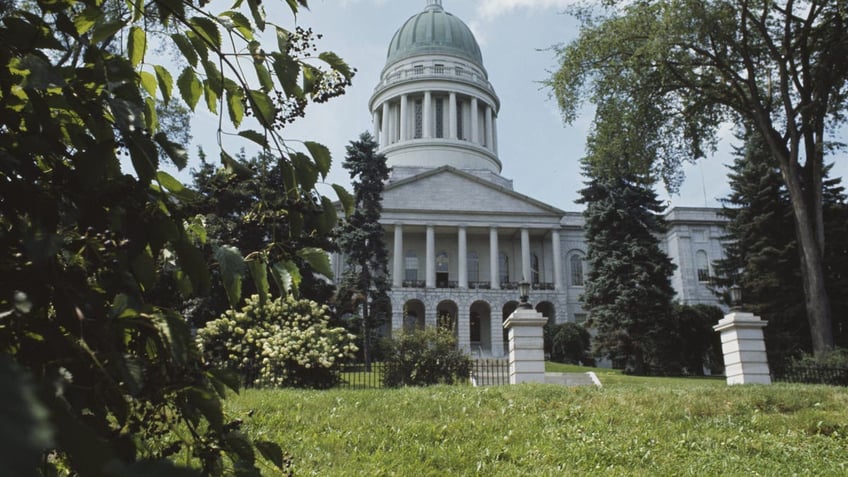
332, 1, 726, 358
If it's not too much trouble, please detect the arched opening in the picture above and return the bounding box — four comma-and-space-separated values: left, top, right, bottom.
569, 252, 585, 287
373, 297, 393, 339
469, 301, 491, 356
536, 301, 556, 327
403, 299, 425, 332
437, 300, 459, 336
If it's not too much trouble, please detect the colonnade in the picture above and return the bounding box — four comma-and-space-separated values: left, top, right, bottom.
391, 224, 563, 291
373, 91, 498, 153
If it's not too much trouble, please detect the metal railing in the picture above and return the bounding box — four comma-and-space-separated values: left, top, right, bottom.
469, 359, 509, 386
772, 365, 848, 386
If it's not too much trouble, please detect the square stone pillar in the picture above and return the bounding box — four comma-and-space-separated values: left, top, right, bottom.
504, 306, 548, 384
713, 311, 771, 385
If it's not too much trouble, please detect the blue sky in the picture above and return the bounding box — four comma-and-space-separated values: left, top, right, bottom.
181, 0, 845, 212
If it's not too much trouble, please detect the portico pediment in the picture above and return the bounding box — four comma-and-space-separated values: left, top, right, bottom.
383, 166, 564, 218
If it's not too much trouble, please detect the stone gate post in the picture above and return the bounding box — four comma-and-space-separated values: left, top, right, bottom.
713, 311, 771, 385
503, 306, 548, 384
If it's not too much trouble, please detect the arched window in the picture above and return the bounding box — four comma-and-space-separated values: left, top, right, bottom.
499, 252, 510, 284
404, 250, 418, 282
531, 253, 540, 284
413, 99, 423, 138
696, 250, 710, 282
570, 254, 585, 287
467, 251, 479, 283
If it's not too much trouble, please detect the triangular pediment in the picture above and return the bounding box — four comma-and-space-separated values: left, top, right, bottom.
382, 166, 564, 218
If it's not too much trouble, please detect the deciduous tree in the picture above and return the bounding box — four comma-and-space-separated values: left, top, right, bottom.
549, 0, 848, 354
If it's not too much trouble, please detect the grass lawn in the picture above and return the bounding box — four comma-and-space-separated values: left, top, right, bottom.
225, 366, 848, 476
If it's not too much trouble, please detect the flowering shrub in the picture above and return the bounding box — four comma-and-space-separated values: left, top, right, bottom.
196, 295, 357, 388
382, 327, 471, 387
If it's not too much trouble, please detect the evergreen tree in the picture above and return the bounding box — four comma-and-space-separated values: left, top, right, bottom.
336, 132, 391, 367
578, 172, 677, 375
714, 129, 848, 361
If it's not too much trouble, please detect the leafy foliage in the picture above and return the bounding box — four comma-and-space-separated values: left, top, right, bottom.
382, 328, 471, 387
548, 0, 848, 354
0, 0, 352, 474
335, 132, 391, 366
197, 295, 357, 389
667, 304, 725, 376
713, 128, 848, 362
546, 323, 592, 365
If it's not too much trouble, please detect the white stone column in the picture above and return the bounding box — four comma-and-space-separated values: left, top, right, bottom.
392, 302, 404, 337
714, 312, 771, 385
470, 97, 479, 144
493, 115, 499, 154
423, 91, 432, 139
426, 224, 436, 288
552, 229, 563, 290
504, 306, 548, 384
458, 225, 468, 288
457, 308, 471, 353
393, 223, 404, 288
381, 102, 390, 147
491, 314, 505, 357
521, 228, 531, 283
485, 105, 494, 149
449, 92, 457, 139
399, 94, 408, 142
372, 110, 380, 145
489, 226, 499, 289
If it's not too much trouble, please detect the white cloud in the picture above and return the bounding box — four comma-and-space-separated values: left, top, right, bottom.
475, 0, 579, 20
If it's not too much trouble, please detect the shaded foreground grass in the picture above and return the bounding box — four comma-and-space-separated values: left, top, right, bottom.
226, 378, 848, 476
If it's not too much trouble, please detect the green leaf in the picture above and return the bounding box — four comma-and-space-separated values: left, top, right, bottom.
305, 141, 331, 179
73, 8, 101, 36
254, 62, 274, 93
238, 130, 268, 148
91, 20, 125, 44
154, 134, 189, 170
302, 64, 318, 95
255, 441, 286, 470
247, 0, 266, 31
246, 253, 269, 307
220, 11, 254, 39
173, 236, 211, 295
186, 30, 209, 62
186, 388, 223, 432
207, 368, 241, 395
130, 247, 156, 291
171, 33, 198, 68
203, 80, 219, 113
226, 88, 245, 127
143, 97, 158, 133
215, 245, 246, 309
128, 26, 146, 68
202, 60, 224, 95
318, 51, 353, 81
270, 260, 301, 295
332, 184, 354, 218
248, 89, 275, 127
320, 196, 338, 234
189, 17, 221, 50
155, 170, 190, 198
154, 65, 173, 103
140, 71, 158, 98
127, 133, 158, 183
221, 151, 254, 179
297, 247, 333, 278
271, 52, 302, 98
177, 67, 203, 111
291, 152, 318, 191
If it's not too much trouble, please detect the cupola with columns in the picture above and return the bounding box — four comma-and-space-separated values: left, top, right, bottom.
369, 0, 502, 181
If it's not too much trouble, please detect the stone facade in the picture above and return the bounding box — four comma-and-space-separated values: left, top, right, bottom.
331, 2, 728, 358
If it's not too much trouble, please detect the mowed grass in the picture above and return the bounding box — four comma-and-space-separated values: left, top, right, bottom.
225, 368, 848, 476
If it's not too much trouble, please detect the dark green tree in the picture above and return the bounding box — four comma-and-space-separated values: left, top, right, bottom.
548, 0, 848, 355
578, 171, 678, 375
336, 132, 391, 368
0, 0, 352, 474
713, 129, 848, 361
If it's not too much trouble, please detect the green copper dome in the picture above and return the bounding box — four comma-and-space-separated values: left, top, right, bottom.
385, 2, 484, 71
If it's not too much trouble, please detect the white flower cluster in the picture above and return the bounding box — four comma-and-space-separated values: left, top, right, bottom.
196, 295, 357, 387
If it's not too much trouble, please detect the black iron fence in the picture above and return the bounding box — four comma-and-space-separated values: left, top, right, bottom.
469, 359, 510, 386
772, 366, 848, 386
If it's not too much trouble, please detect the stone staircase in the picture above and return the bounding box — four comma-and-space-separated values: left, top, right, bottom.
544, 372, 602, 387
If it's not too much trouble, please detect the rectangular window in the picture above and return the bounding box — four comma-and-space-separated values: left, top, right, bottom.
574, 314, 587, 324
434, 64, 445, 74
435, 98, 444, 138
414, 99, 423, 139
413, 64, 424, 76
455, 66, 463, 77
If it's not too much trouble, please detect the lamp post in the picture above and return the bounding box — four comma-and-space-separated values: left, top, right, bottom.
518, 280, 532, 309
729, 284, 743, 311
